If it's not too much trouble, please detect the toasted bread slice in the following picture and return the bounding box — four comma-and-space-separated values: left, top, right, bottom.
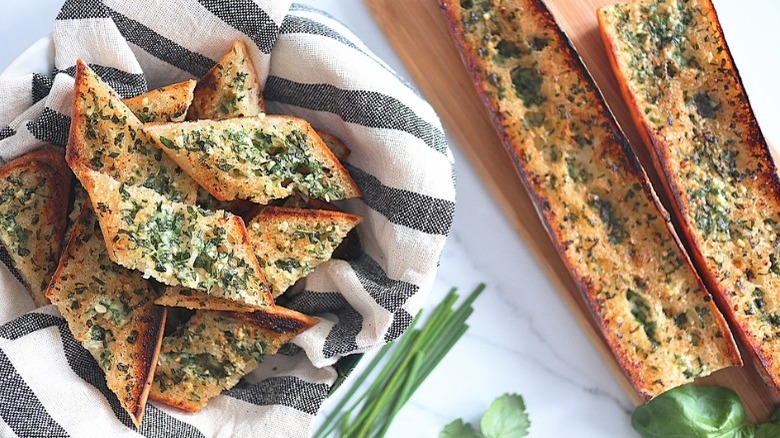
0, 147, 71, 306
315, 129, 351, 162
143, 115, 361, 204
66, 59, 197, 203
65, 80, 199, 242
124, 80, 196, 123
73, 167, 272, 307
187, 41, 265, 121
157, 286, 263, 313
150, 309, 316, 412
599, 0, 780, 391
441, 0, 741, 398
247, 206, 362, 297
46, 205, 164, 426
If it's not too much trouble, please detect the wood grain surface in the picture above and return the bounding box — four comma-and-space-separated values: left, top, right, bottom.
365, 0, 779, 420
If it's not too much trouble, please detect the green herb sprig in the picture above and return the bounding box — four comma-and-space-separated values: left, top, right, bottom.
314, 284, 485, 438
441, 393, 530, 438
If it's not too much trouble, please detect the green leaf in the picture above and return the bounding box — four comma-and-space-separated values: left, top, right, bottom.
480, 393, 530, 438
159, 136, 177, 150
440, 419, 483, 438
632, 385, 751, 437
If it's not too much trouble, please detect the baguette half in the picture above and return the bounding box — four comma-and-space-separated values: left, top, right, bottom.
441, 0, 741, 398
599, 0, 780, 391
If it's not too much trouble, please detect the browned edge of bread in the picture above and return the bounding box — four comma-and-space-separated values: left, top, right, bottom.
598, 0, 779, 393
439, 0, 741, 399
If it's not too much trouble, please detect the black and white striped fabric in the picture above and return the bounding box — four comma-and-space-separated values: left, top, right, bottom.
0, 1, 455, 436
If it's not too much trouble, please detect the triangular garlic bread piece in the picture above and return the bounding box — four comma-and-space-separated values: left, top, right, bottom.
150, 308, 316, 412
248, 206, 362, 297
66, 59, 197, 203
124, 80, 196, 123
143, 115, 361, 204
187, 41, 265, 120
156, 286, 263, 313
74, 167, 272, 308
315, 129, 351, 162
66, 80, 199, 242
0, 147, 71, 306
46, 205, 165, 426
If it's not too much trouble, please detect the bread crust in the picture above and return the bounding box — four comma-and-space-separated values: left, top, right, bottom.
124, 80, 196, 123
599, 0, 780, 393
0, 146, 72, 305
440, 0, 741, 398
187, 41, 265, 121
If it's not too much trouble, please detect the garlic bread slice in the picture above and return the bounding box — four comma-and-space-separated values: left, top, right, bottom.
315, 129, 351, 162
66, 59, 197, 203
187, 40, 265, 121
124, 80, 196, 123
143, 115, 361, 204
46, 205, 164, 426
74, 167, 272, 307
0, 147, 71, 306
248, 207, 362, 297
150, 309, 316, 412
66, 79, 199, 242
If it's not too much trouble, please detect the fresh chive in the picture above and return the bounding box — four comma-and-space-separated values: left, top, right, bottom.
313, 284, 485, 438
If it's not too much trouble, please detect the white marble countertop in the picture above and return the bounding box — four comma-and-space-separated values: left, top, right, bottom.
2, 1, 780, 437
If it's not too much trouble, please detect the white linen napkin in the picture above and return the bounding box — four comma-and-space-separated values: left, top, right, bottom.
0, 1, 456, 436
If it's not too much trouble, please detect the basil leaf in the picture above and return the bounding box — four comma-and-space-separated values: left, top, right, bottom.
480, 393, 530, 438
440, 419, 483, 438
632, 385, 751, 437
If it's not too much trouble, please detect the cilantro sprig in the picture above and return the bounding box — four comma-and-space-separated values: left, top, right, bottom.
441, 393, 531, 438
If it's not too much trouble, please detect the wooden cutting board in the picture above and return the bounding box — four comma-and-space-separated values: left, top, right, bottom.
365, 0, 779, 420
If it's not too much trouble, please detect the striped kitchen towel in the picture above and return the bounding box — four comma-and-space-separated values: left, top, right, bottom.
0, 1, 456, 437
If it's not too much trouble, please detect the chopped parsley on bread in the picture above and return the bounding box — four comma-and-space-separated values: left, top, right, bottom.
247, 206, 362, 297
441, 0, 741, 397
73, 167, 272, 307
599, 0, 780, 391
0, 147, 71, 306
66, 59, 198, 203
143, 115, 361, 204
150, 309, 316, 411
187, 41, 265, 121
46, 206, 165, 426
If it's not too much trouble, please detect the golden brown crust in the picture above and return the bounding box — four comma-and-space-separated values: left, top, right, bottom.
599, 0, 780, 392
440, 0, 740, 398
315, 129, 351, 162
124, 80, 196, 123
45, 205, 165, 426
187, 41, 265, 121
0, 146, 72, 305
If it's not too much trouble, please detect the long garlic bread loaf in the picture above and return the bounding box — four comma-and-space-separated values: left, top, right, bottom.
441, 0, 741, 397
599, 0, 780, 390
46, 206, 164, 426
0, 147, 71, 306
